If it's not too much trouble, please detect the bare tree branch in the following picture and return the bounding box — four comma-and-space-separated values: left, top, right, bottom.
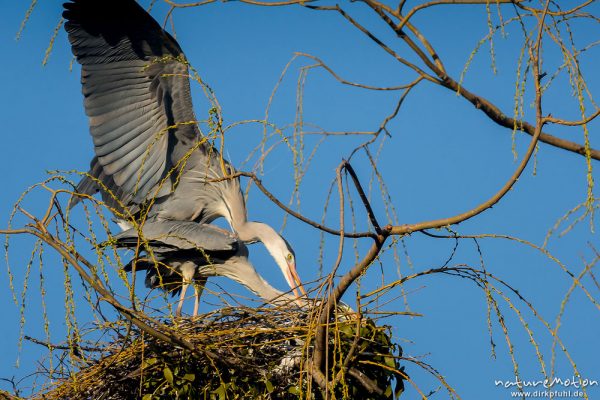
398, 0, 522, 30
545, 108, 600, 126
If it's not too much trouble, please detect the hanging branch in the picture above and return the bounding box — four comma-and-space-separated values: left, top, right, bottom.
0, 217, 233, 368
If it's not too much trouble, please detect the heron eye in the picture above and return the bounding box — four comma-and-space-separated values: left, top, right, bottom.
286, 253, 294, 262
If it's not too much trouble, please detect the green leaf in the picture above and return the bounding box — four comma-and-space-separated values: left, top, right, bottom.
142, 395, 153, 400
384, 385, 393, 397
183, 373, 196, 382
264, 379, 274, 393
339, 323, 354, 337
143, 357, 158, 368
180, 384, 189, 395
163, 366, 174, 385
212, 383, 227, 400
384, 356, 396, 368
288, 386, 302, 395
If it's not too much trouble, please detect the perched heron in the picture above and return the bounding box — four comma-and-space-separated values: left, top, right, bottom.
63, 0, 306, 313
114, 220, 301, 315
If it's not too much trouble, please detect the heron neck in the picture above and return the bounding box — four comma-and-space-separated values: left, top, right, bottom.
221, 257, 295, 305
235, 221, 276, 243
223, 181, 248, 230
235, 222, 288, 276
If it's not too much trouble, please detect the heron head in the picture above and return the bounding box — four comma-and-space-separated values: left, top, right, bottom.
247, 222, 307, 300
279, 238, 307, 299
259, 228, 306, 299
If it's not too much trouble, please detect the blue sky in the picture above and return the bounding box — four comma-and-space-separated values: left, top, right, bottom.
1, 1, 599, 398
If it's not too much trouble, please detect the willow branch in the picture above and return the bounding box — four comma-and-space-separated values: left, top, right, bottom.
364, 0, 443, 75
235, 171, 377, 239
399, 0, 522, 30
24, 335, 103, 353
313, 233, 388, 371
164, 0, 315, 7
36, 232, 197, 350
516, 0, 594, 17
440, 78, 600, 160
333, 0, 600, 160
330, 5, 438, 83
312, 162, 387, 376
162, 0, 216, 8
390, 0, 549, 236
347, 368, 385, 395
545, 108, 600, 126
342, 161, 382, 235
7, 219, 228, 365
294, 52, 415, 91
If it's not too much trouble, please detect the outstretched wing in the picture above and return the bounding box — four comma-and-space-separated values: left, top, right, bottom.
64, 0, 201, 206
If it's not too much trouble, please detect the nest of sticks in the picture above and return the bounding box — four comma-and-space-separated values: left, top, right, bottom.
36, 305, 404, 399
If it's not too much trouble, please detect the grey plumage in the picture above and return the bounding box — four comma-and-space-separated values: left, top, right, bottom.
63, 0, 305, 315
115, 220, 238, 253
64, 0, 234, 220
116, 221, 291, 305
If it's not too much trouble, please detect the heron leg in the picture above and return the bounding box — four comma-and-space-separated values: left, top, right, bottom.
192, 277, 208, 317
176, 283, 189, 317
176, 262, 196, 317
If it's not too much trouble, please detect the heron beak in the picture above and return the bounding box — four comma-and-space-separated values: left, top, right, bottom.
287, 261, 307, 298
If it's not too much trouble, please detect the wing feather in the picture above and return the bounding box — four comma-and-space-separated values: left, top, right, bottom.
114, 221, 238, 252
93, 109, 163, 158
64, 0, 201, 208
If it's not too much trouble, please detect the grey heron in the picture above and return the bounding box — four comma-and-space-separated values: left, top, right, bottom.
63, 0, 306, 313
114, 220, 301, 315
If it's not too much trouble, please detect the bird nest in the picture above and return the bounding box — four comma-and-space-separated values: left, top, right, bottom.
36, 306, 404, 399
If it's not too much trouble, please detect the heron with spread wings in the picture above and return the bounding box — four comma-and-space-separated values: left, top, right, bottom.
63, 0, 306, 315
